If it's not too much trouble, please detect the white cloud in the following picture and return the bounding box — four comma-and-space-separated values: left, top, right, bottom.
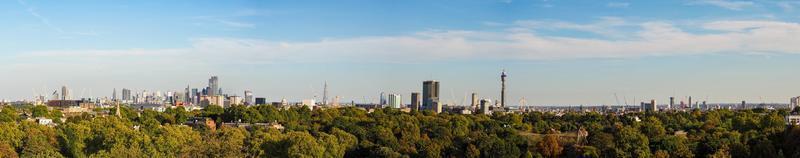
12, 20, 800, 65
688, 0, 754, 10
607, 2, 630, 8
513, 17, 631, 38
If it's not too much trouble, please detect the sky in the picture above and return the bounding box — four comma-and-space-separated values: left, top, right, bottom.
2, 0, 800, 105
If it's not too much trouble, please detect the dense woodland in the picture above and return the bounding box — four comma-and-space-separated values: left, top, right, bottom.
0, 104, 797, 158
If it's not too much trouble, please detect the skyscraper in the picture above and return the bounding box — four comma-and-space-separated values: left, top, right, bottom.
122, 88, 131, 102
500, 70, 507, 108
668, 97, 674, 110
185, 85, 191, 105
191, 88, 199, 104
471, 92, 478, 109
411, 92, 421, 110
61, 86, 69, 100
380, 92, 386, 105
208, 76, 219, 96
388, 94, 402, 108
112, 88, 117, 101
480, 99, 491, 115
244, 90, 254, 106
423, 80, 441, 113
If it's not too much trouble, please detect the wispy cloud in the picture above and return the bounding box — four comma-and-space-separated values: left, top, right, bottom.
17, 0, 62, 33
17, 0, 98, 37
606, 2, 630, 8
688, 0, 754, 10
513, 17, 631, 38
776, 1, 800, 11
192, 9, 269, 29
17, 19, 800, 64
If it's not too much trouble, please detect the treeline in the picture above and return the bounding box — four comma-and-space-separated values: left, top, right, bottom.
0, 104, 797, 158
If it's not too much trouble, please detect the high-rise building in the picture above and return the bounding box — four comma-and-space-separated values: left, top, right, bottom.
61, 86, 69, 100
122, 88, 131, 102
185, 85, 191, 105
471, 92, 478, 109
191, 88, 199, 104
480, 99, 491, 115
333, 96, 341, 107
500, 70, 507, 108
668, 97, 674, 110
388, 94, 402, 108
791, 96, 800, 108
688, 96, 692, 109
379, 92, 387, 106
112, 88, 117, 101
741, 101, 746, 109
208, 76, 219, 96
411, 92, 421, 110
244, 90, 254, 106
422, 80, 441, 113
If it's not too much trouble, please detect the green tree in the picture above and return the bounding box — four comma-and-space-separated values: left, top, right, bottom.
31, 105, 49, 118
285, 131, 325, 158
0, 106, 18, 122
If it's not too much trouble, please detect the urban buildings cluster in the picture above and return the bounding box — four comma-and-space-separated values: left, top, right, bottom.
5, 70, 800, 117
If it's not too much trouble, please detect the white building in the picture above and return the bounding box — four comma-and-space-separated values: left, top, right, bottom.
302, 99, 316, 109
791, 96, 800, 108
387, 94, 402, 108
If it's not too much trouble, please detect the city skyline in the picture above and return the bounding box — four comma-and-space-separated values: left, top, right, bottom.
3, 0, 800, 105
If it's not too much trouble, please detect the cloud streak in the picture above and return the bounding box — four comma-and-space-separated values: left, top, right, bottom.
13, 19, 800, 66
688, 0, 754, 10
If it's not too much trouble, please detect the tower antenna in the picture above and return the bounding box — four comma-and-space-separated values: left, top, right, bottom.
500, 69, 507, 108
323, 81, 328, 106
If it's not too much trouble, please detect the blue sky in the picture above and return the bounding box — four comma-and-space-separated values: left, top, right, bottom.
2, 0, 800, 105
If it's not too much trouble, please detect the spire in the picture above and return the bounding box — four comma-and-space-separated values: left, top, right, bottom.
323, 81, 328, 106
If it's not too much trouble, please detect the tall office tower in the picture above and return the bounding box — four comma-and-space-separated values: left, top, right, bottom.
471, 93, 478, 109
411, 92, 421, 110
668, 97, 674, 110
322, 81, 328, 105
791, 96, 800, 108
500, 70, 507, 108
122, 88, 131, 101
191, 88, 199, 102
388, 94, 402, 108
244, 90, 254, 106
702, 101, 707, 109
422, 80, 441, 113
61, 86, 69, 100
480, 99, 491, 115
741, 101, 746, 109
688, 96, 692, 109
333, 96, 341, 107
379, 92, 386, 106
112, 88, 117, 101
650, 99, 657, 111
208, 76, 219, 96
185, 85, 191, 105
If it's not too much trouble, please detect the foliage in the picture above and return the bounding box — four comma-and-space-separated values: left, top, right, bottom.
0, 105, 793, 158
